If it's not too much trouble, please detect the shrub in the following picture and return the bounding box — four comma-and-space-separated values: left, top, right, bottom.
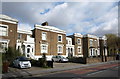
2, 47, 22, 66
68, 57, 86, 64
30, 59, 38, 66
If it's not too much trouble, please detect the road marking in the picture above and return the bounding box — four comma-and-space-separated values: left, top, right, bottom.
86, 69, 107, 76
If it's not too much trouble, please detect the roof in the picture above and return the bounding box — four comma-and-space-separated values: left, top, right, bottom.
74, 33, 83, 37
35, 24, 66, 34
0, 14, 18, 24
83, 34, 98, 39
17, 29, 32, 35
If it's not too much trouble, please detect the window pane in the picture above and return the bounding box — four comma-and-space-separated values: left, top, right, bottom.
41, 44, 48, 53
78, 39, 81, 44
58, 45, 62, 53
0, 42, 8, 49
27, 48, 30, 53
58, 36, 61, 41
18, 34, 22, 39
0, 26, 7, 36
42, 32, 47, 40
90, 40, 93, 46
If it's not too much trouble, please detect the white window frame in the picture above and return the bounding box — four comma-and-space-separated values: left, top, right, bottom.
0, 39, 9, 53
18, 33, 22, 39
0, 24, 8, 36
98, 39, 99, 46
41, 44, 48, 53
77, 46, 82, 54
57, 45, 63, 53
89, 39, 93, 46
0, 42, 8, 49
58, 34, 62, 42
42, 32, 47, 40
77, 38, 81, 45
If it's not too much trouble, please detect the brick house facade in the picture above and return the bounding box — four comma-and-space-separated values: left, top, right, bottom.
83, 34, 100, 58
68, 33, 83, 57
0, 14, 18, 52
33, 23, 66, 60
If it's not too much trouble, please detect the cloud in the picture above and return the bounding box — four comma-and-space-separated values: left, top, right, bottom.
2, 2, 118, 36
87, 5, 118, 36
18, 23, 33, 31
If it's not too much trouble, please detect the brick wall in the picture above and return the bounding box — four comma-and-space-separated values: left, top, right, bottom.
0, 21, 17, 48
86, 57, 102, 64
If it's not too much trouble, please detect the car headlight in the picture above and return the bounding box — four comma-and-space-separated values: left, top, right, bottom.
63, 59, 68, 61
19, 62, 23, 65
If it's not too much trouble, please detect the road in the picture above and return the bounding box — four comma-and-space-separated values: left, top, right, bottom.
23, 62, 120, 79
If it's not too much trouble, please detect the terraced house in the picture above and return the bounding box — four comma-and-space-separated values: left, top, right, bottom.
33, 22, 66, 60
0, 14, 18, 52
66, 37, 74, 57
0, 14, 110, 62
83, 34, 100, 58
16, 29, 35, 59
68, 33, 83, 57
99, 36, 108, 62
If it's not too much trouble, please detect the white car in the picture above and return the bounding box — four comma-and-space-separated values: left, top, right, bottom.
52, 55, 68, 62
13, 56, 31, 68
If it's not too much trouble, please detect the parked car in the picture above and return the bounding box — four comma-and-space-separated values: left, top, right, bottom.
13, 56, 31, 68
52, 55, 68, 62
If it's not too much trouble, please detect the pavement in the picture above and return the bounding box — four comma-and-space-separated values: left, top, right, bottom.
1, 60, 120, 79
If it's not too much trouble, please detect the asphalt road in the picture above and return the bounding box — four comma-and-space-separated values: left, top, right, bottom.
23, 62, 120, 79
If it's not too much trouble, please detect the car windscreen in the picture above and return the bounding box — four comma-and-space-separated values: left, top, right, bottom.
19, 57, 29, 61
58, 56, 65, 58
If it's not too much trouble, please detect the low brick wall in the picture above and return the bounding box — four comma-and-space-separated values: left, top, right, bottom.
86, 57, 102, 64
106, 56, 116, 61
69, 56, 116, 64
69, 57, 86, 64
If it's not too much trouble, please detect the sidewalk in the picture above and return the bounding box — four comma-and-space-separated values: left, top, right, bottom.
2, 60, 119, 79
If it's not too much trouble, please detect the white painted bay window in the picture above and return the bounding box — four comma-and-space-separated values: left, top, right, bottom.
0, 42, 8, 49
0, 40, 9, 53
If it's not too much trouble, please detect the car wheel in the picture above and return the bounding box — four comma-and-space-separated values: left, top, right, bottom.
12, 63, 15, 68
18, 64, 21, 69
59, 60, 62, 63
52, 59, 54, 62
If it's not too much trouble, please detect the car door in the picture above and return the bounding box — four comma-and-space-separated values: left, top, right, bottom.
14, 58, 19, 67
56, 56, 60, 61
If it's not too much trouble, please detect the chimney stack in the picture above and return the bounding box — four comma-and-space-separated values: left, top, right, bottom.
41, 21, 48, 26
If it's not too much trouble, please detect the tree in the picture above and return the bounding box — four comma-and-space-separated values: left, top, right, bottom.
105, 34, 120, 55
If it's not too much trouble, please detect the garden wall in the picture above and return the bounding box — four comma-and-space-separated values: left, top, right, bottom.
86, 57, 102, 64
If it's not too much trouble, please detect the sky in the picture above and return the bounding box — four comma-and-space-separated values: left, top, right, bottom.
2, 1, 118, 36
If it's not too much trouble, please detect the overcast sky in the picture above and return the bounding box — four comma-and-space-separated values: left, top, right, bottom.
2, 1, 118, 36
